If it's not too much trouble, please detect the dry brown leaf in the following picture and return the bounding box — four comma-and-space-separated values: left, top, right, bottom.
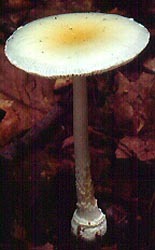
4, 0, 32, 9
0, 45, 57, 145
0, 46, 55, 111
116, 135, 155, 161
54, 77, 72, 90
29, 243, 54, 250
144, 57, 155, 73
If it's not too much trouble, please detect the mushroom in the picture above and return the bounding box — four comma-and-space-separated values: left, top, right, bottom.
5, 12, 150, 241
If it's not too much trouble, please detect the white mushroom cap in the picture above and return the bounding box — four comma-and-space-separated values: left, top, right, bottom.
5, 12, 150, 78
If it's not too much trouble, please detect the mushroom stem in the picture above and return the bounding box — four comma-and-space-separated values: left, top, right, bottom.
71, 76, 107, 241
73, 76, 95, 210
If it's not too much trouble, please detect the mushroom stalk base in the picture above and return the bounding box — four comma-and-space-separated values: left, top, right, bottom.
72, 76, 107, 241
71, 208, 107, 241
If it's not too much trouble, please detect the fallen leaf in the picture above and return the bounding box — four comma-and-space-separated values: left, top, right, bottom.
116, 135, 155, 161
144, 57, 155, 73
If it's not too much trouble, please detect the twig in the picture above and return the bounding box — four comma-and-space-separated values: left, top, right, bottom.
0, 103, 64, 160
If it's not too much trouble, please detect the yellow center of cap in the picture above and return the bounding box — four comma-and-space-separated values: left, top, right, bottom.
59, 25, 95, 46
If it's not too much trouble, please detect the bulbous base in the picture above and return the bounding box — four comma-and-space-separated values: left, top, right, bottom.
71, 208, 107, 241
